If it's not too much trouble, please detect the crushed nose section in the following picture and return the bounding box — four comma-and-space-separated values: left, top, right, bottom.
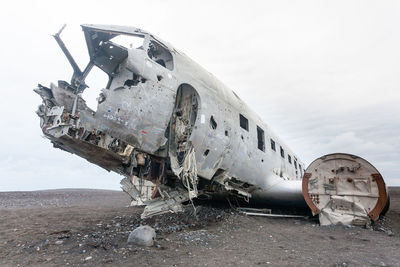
35, 82, 189, 219
34, 83, 134, 171
302, 153, 389, 226
35, 24, 193, 219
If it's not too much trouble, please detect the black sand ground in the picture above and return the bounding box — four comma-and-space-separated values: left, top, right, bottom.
0, 188, 399, 266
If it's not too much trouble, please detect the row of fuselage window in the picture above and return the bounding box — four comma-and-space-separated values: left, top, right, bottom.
239, 113, 303, 176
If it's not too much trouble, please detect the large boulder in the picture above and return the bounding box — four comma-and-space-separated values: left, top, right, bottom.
127, 225, 156, 246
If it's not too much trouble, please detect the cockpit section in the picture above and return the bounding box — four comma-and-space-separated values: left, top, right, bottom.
34, 25, 190, 219
35, 25, 179, 172
78, 25, 176, 111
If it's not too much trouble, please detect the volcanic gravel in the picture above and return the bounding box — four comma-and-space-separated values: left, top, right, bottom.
1, 188, 399, 266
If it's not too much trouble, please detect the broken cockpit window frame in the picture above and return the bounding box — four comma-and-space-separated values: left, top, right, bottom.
110, 35, 145, 50
80, 31, 146, 110
56, 25, 174, 96
83, 31, 139, 77
82, 66, 111, 110
54, 26, 148, 109
147, 40, 174, 70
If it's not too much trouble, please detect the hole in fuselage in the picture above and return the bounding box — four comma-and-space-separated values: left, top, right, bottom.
124, 79, 139, 87
170, 84, 199, 167
81, 66, 109, 111
210, 116, 217, 129
156, 59, 166, 68
204, 149, 210, 156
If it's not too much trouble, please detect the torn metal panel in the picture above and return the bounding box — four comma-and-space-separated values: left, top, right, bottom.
302, 153, 389, 226
318, 195, 371, 226
120, 176, 157, 206
211, 169, 254, 199
141, 188, 189, 219
120, 177, 142, 203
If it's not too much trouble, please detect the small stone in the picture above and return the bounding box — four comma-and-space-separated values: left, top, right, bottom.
127, 225, 156, 247
55, 240, 63, 245
85, 256, 92, 261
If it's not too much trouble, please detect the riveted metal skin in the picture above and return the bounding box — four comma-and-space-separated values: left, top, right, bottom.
302, 153, 389, 225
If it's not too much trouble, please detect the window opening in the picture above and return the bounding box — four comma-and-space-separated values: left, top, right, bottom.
270, 139, 276, 151
280, 146, 285, 158
210, 116, 217, 129
239, 114, 249, 131
288, 155, 292, 164
110, 35, 144, 50
81, 66, 110, 111
147, 41, 174, 70
257, 126, 265, 152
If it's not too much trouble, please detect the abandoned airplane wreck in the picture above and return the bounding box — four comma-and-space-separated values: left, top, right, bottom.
35, 24, 389, 225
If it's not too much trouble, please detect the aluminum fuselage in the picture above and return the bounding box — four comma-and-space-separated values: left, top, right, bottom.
36, 24, 306, 207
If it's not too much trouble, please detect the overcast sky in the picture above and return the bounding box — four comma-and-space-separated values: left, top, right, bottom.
0, 0, 399, 191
